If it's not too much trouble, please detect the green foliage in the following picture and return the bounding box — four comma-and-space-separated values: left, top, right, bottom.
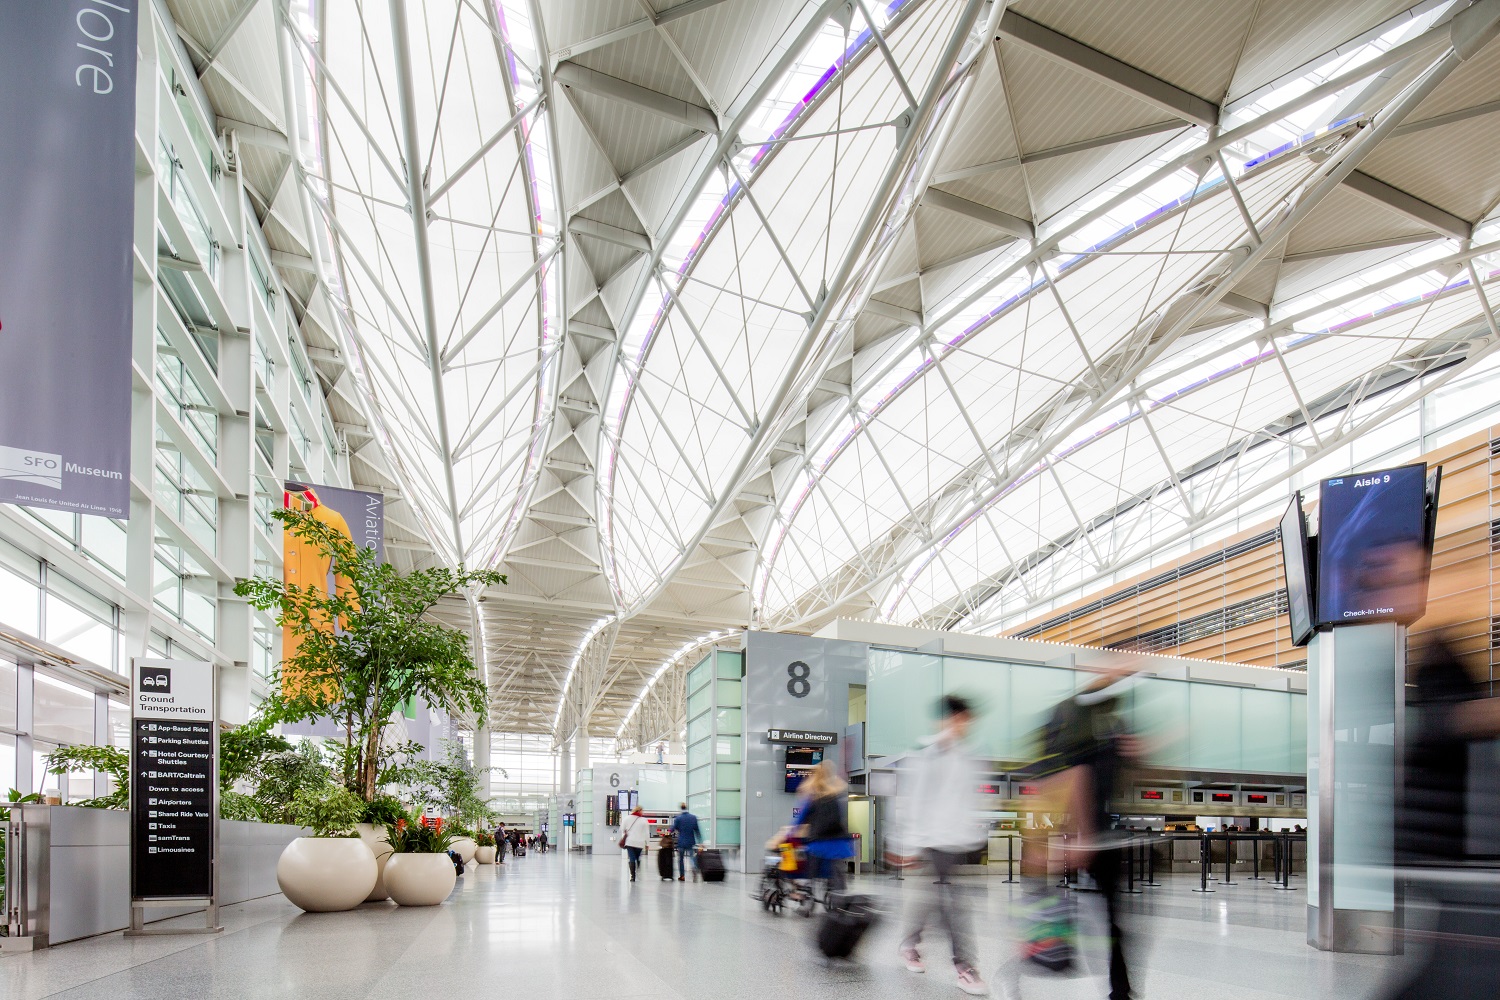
383, 739, 495, 825
289, 784, 365, 838
474, 830, 495, 847
360, 794, 408, 827
42, 745, 129, 810
386, 820, 456, 854
219, 713, 293, 792
242, 739, 335, 825
235, 507, 504, 800
219, 790, 263, 822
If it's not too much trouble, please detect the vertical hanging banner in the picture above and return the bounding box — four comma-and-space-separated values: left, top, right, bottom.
131, 658, 217, 900
280, 482, 383, 717
0, 2, 139, 518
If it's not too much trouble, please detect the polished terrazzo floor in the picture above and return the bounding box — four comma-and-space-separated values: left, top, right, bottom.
2, 851, 1400, 1000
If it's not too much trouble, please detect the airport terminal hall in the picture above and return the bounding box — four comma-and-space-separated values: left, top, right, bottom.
9, 1, 1500, 998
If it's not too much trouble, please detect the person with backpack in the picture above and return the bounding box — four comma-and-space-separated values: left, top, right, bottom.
1002, 667, 1142, 1000
793, 762, 855, 892
670, 802, 702, 881
494, 822, 507, 864
619, 806, 650, 882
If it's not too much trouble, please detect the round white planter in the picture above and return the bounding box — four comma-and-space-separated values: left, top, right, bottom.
276, 837, 378, 913
384, 853, 457, 906
451, 836, 478, 863
356, 823, 395, 902
474, 845, 496, 865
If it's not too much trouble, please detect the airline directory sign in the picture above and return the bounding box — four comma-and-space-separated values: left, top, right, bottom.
130, 659, 217, 900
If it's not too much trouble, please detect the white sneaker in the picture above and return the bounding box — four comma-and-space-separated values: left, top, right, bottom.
956, 965, 990, 996
901, 947, 926, 973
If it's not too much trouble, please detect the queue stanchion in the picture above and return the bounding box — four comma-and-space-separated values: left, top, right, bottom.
1191, 833, 1214, 893
1271, 833, 1296, 891
1221, 832, 1237, 886
1002, 834, 1018, 884
1249, 833, 1264, 880
1144, 836, 1161, 887
1122, 837, 1142, 894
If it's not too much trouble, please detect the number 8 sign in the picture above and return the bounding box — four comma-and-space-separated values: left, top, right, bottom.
787, 660, 810, 698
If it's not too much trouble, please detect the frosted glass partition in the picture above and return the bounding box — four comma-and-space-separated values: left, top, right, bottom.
867, 647, 941, 756
638, 768, 687, 811
866, 647, 1306, 774
682, 648, 745, 846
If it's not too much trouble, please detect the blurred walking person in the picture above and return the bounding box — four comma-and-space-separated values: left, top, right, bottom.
893, 694, 990, 996
1379, 632, 1500, 999
1002, 667, 1141, 1000
793, 761, 856, 893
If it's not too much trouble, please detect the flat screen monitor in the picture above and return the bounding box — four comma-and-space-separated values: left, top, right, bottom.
1279, 493, 1315, 646
1316, 462, 1430, 625
784, 746, 823, 793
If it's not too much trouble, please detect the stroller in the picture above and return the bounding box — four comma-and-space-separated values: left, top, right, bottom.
756, 839, 824, 917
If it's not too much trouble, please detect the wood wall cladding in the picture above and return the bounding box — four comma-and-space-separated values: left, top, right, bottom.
1007, 427, 1498, 686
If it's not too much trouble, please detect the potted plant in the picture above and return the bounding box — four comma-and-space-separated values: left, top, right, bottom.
473, 830, 497, 865
356, 795, 405, 901
235, 507, 503, 805
275, 784, 377, 912
383, 819, 458, 906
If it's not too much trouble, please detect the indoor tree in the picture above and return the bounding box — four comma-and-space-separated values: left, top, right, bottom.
236, 506, 503, 801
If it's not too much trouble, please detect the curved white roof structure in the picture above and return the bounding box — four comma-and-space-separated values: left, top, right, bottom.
170, 0, 1500, 745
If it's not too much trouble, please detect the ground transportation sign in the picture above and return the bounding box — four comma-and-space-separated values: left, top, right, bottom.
131, 658, 216, 900
0, 2, 139, 518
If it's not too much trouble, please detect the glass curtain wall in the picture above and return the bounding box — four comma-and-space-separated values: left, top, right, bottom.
0, 2, 357, 792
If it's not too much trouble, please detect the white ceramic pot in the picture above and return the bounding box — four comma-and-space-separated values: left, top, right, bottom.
276, 837, 378, 913
475, 845, 496, 865
356, 823, 395, 902
384, 852, 457, 906
451, 836, 478, 863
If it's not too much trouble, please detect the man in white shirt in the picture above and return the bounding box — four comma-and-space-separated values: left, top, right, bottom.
893, 694, 989, 996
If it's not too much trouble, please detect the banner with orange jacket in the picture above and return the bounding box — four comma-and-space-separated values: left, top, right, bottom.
281, 481, 383, 700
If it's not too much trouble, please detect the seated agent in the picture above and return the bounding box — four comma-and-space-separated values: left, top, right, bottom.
671, 803, 702, 882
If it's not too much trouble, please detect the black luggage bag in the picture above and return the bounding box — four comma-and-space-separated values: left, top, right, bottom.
657, 843, 675, 880
817, 893, 876, 959
698, 848, 726, 882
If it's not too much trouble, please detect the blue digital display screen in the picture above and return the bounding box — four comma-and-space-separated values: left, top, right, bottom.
1316, 463, 1428, 625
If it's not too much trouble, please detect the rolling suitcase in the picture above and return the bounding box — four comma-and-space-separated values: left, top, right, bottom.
657, 843, 676, 880
698, 848, 726, 882
817, 893, 876, 959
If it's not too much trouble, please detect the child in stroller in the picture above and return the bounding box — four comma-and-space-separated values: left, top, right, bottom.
756, 830, 828, 917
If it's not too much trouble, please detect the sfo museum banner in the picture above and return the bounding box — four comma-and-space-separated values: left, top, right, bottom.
0, 2, 139, 518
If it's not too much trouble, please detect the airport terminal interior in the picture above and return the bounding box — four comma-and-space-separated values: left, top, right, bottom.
4, 0, 1500, 997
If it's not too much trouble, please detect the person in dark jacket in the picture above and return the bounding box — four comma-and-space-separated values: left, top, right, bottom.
794, 762, 855, 892
494, 823, 507, 863
1379, 632, 1500, 1000
670, 803, 702, 881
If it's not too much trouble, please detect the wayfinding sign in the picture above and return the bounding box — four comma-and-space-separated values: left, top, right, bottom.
766, 728, 839, 745
130, 658, 217, 900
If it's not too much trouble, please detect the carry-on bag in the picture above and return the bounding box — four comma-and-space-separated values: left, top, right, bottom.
817, 893, 877, 959
1020, 884, 1076, 972
657, 843, 675, 880
698, 848, 726, 882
